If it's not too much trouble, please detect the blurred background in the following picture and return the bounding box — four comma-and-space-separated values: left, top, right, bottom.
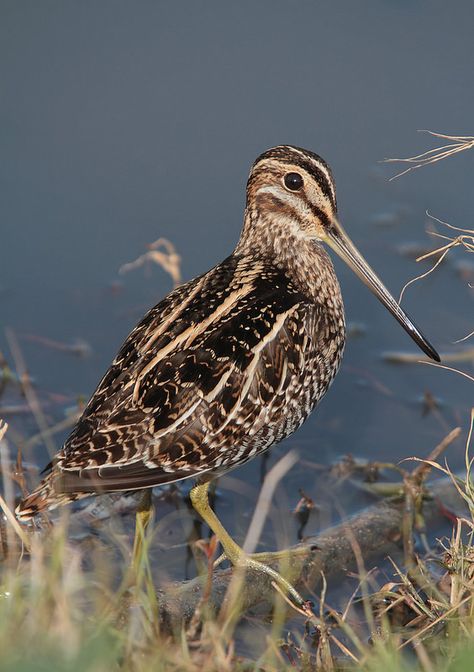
1, 1, 473, 578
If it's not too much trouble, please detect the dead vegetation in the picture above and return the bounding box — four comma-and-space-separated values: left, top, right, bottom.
119, 237, 182, 287
385, 130, 474, 181
1, 409, 474, 671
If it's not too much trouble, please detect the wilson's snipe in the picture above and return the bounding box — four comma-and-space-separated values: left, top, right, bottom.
17, 146, 439, 608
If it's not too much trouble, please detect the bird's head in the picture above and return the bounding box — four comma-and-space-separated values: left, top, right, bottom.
242, 145, 440, 362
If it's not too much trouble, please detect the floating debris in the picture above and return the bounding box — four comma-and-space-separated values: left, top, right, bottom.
0, 367, 35, 388
370, 211, 402, 227
19, 334, 92, 358
383, 348, 474, 364
454, 259, 474, 283
328, 454, 387, 483
369, 206, 411, 227
105, 280, 125, 296
396, 241, 445, 261
293, 489, 318, 540
418, 390, 444, 416
0, 404, 37, 416
346, 321, 367, 338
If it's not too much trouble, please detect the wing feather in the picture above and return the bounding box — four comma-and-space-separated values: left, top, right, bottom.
51, 257, 308, 494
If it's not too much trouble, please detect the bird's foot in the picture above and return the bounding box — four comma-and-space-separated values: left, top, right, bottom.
189, 483, 312, 614
214, 547, 310, 613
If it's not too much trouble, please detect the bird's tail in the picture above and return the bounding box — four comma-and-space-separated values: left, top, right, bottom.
15, 471, 86, 521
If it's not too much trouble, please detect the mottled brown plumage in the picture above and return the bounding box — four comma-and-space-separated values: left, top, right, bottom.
16, 145, 438, 523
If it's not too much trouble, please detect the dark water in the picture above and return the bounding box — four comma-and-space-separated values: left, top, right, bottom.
1, 0, 473, 614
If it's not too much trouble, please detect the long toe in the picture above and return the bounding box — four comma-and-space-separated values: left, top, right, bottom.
233, 555, 307, 610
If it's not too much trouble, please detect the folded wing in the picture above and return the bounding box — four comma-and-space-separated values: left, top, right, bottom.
49, 256, 308, 495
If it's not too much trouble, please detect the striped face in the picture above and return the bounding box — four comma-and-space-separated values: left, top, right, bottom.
246, 145, 440, 362
247, 145, 337, 241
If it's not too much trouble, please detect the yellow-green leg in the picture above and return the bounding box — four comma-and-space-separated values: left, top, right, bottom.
190, 481, 307, 609
132, 488, 153, 571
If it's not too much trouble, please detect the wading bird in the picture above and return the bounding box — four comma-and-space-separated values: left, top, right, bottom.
16, 146, 439, 607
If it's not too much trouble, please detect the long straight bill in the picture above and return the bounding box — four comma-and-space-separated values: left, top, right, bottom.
325, 219, 440, 362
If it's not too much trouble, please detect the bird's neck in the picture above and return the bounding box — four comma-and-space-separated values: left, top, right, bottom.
235, 208, 344, 308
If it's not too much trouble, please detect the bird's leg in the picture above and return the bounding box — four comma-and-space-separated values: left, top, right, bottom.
190, 482, 307, 610
132, 488, 153, 571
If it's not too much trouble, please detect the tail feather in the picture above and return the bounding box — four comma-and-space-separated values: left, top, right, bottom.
15, 471, 87, 521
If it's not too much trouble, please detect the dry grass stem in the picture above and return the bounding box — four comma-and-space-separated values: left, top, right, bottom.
397, 213, 474, 310
243, 450, 298, 554
0, 495, 30, 551
398, 244, 451, 305
419, 360, 474, 384
119, 237, 182, 287
410, 426, 462, 482
385, 130, 474, 180
5, 328, 57, 458
455, 329, 474, 345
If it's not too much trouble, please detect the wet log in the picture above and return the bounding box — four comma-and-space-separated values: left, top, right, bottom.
156, 474, 466, 629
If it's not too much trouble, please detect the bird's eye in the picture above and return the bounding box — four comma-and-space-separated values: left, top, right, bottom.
283, 172, 303, 191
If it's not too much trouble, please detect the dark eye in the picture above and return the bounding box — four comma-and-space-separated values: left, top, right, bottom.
284, 172, 303, 191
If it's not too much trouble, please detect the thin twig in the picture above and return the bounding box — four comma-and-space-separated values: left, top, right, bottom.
5, 329, 56, 458
385, 130, 474, 180
418, 361, 474, 384
398, 246, 451, 305
0, 493, 30, 551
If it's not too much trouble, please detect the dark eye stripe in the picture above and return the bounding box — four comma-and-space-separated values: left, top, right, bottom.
284, 157, 336, 210
307, 201, 332, 229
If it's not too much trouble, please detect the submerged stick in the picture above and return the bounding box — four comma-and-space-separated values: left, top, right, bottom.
156, 474, 466, 629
